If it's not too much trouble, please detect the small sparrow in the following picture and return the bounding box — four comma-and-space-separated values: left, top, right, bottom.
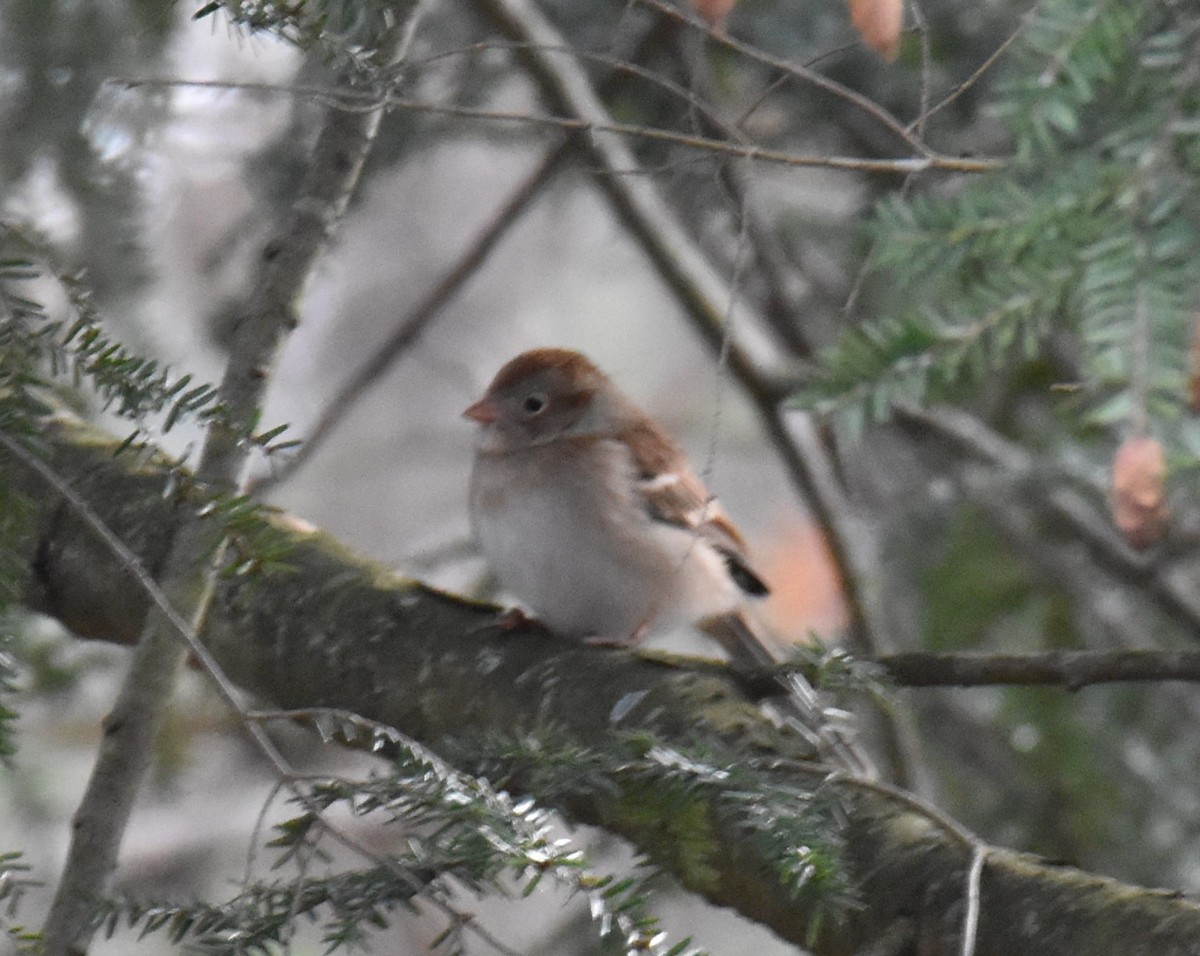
465, 348, 871, 774
464, 346, 786, 667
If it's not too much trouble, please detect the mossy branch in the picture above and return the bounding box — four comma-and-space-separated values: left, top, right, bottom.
6, 419, 1200, 956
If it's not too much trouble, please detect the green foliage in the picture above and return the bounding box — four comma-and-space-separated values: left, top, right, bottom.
0, 850, 40, 945
105, 866, 432, 953
195, 0, 413, 87
0, 254, 57, 438
796, 0, 1200, 449
0, 244, 45, 760
198, 493, 300, 579
0, 224, 229, 445
463, 732, 857, 918
995, 0, 1142, 162
0, 217, 305, 466
104, 713, 700, 955
784, 637, 888, 698
0, 223, 300, 586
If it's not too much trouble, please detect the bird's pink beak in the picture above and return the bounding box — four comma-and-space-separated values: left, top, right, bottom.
463, 397, 499, 424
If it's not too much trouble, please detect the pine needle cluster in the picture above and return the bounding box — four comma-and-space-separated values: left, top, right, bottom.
798, 0, 1200, 454
102, 716, 714, 955
461, 731, 857, 916
194, 0, 413, 87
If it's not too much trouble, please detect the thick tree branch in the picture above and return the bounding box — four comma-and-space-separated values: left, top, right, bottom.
7, 420, 1200, 956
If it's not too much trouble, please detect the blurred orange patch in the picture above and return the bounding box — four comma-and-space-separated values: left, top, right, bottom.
689, 0, 738, 32
756, 515, 848, 645
1110, 434, 1167, 550
848, 0, 903, 61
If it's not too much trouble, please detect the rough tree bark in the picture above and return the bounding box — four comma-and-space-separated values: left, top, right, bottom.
5, 420, 1200, 956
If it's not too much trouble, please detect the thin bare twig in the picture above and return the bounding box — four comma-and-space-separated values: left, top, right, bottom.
825, 765, 987, 956
117, 77, 1004, 176
672, 39, 821, 357
252, 145, 564, 492
733, 40, 864, 132
846, 8, 1030, 313
1131, 246, 1151, 438
907, 8, 1033, 133
877, 649, 1200, 688
0, 433, 291, 774
960, 844, 987, 956
909, 1, 933, 141
635, 0, 931, 156
830, 770, 981, 849
666, 28, 917, 769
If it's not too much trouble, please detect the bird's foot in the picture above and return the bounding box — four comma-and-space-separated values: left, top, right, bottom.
582, 622, 647, 650
495, 607, 539, 631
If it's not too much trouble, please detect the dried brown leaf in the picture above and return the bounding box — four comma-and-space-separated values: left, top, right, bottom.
1110, 435, 1167, 550
848, 0, 903, 61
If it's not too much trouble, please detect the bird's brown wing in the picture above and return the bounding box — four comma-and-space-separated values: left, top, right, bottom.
620, 418, 769, 598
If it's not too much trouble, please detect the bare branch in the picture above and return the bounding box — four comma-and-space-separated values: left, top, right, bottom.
907, 8, 1033, 133
960, 845, 987, 956
634, 0, 930, 155
877, 649, 1200, 689
116, 77, 1004, 176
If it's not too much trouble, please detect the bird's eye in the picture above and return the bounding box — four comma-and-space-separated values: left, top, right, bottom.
522, 393, 548, 415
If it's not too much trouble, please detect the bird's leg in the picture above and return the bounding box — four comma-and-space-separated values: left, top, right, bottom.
494, 607, 539, 631
582, 605, 657, 649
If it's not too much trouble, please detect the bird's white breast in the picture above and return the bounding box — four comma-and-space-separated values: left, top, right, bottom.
469, 438, 737, 639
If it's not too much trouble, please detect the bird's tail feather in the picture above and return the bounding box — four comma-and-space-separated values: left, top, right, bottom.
700, 612, 874, 778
